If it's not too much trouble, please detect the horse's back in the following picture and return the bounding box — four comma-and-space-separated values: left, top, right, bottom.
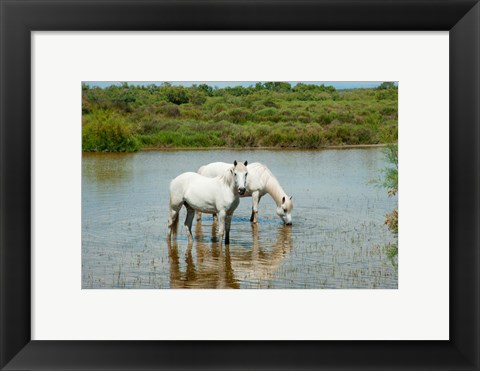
247, 162, 267, 173
198, 162, 231, 177
171, 171, 221, 191
170, 171, 198, 189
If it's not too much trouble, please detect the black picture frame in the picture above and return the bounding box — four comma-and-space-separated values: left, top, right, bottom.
1, 1, 479, 370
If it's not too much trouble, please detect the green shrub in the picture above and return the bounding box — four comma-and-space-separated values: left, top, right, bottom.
189, 91, 207, 105
332, 124, 358, 144
254, 107, 279, 122
375, 89, 398, 101
316, 111, 336, 125
82, 110, 140, 152
180, 107, 204, 120
164, 86, 189, 105
163, 104, 181, 117
355, 126, 376, 144
226, 108, 251, 123
263, 100, 278, 108
211, 103, 228, 115
377, 82, 396, 90
380, 105, 397, 116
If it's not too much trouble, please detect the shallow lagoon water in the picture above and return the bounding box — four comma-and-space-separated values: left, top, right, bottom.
82, 148, 398, 289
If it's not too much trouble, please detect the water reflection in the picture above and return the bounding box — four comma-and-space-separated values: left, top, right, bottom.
82, 153, 135, 182
167, 221, 293, 288
231, 224, 293, 287
167, 241, 239, 289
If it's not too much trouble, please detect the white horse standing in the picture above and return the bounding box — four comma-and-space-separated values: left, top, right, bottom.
168, 161, 248, 244
197, 162, 293, 225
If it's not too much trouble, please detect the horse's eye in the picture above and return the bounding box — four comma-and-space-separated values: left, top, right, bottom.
234, 173, 237, 176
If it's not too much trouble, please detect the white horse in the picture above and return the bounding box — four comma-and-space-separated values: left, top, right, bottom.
197, 162, 293, 225
167, 161, 248, 244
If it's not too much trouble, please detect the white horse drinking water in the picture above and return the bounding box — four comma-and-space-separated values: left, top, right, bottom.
167, 160, 248, 244
197, 162, 293, 225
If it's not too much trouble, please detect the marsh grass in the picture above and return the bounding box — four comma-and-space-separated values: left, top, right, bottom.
378, 144, 399, 266
385, 243, 398, 269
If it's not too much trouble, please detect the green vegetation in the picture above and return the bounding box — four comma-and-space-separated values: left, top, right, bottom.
381, 144, 399, 198
82, 109, 140, 152
82, 82, 397, 152
381, 144, 398, 266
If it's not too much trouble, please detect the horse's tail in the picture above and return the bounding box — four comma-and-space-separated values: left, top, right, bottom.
168, 177, 184, 209
167, 177, 184, 239
171, 208, 179, 233
167, 203, 180, 239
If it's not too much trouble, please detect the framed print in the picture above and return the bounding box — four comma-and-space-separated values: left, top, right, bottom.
1, 0, 479, 370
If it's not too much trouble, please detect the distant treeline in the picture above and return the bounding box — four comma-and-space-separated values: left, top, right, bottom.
82, 82, 398, 152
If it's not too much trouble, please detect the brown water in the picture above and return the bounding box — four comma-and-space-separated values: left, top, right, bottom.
82, 149, 398, 289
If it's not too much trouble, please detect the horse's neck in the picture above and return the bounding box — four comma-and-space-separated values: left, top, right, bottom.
265, 176, 286, 206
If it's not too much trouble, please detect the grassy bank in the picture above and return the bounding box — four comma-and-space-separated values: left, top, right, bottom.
82, 82, 398, 152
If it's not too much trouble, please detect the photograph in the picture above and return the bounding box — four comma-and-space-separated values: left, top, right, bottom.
82, 81, 399, 289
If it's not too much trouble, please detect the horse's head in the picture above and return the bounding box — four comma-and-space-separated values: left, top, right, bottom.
276, 195, 293, 225
231, 160, 248, 195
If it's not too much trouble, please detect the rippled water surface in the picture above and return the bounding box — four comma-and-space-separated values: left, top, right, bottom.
82, 149, 398, 289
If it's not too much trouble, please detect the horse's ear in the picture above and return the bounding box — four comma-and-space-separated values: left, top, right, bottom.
230, 168, 234, 174
244, 161, 248, 166
290, 196, 293, 200
234, 160, 237, 167
282, 196, 285, 204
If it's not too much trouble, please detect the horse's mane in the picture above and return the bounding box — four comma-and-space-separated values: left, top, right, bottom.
216, 166, 235, 188
251, 163, 289, 205
250, 163, 277, 185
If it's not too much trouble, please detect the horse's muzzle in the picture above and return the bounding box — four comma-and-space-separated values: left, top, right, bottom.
238, 187, 246, 195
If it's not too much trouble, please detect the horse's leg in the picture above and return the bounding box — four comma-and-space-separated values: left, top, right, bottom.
250, 191, 261, 223
217, 210, 227, 243
184, 204, 195, 242
225, 214, 232, 245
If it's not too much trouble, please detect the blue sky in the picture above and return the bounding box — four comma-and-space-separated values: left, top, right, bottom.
84, 81, 396, 90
